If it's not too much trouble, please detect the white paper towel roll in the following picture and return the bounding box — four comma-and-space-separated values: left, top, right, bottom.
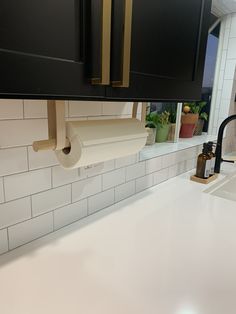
55, 118, 148, 169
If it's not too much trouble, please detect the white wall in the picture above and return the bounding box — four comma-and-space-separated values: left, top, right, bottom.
222, 77, 236, 153
0, 100, 203, 255
209, 13, 236, 136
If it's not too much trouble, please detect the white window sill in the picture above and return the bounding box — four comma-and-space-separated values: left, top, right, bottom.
139, 133, 217, 161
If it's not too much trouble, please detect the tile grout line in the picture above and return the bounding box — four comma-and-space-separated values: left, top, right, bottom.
2, 177, 6, 203
26, 146, 30, 171
6, 227, 10, 251
22, 100, 25, 119
30, 195, 33, 218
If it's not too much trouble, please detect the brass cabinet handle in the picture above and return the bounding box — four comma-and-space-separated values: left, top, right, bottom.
92, 0, 112, 85
112, 0, 133, 88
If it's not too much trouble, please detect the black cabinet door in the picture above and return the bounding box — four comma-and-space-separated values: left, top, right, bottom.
0, 0, 105, 99
107, 0, 212, 102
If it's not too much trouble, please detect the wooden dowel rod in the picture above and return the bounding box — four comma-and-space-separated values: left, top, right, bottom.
33, 138, 70, 152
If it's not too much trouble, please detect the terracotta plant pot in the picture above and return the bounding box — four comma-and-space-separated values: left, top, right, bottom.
179, 124, 196, 138
181, 113, 199, 125
180, 113, 199, 138
194, 119, 205, 136
156, 124, 170, 143
145, 127, 156, 145
168, 123, 176, 141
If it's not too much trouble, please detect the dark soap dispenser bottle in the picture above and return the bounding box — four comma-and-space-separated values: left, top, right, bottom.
196, 143, 211, 179
207, 141, 216, 176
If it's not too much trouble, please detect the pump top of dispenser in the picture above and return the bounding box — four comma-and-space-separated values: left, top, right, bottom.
207, 142, 213, 152
202, 143, 209, 153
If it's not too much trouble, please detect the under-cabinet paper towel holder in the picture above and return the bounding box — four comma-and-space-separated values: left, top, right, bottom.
33, 101, 147, 152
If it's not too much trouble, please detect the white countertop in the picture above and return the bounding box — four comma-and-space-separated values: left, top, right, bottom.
0, 164, 236, 314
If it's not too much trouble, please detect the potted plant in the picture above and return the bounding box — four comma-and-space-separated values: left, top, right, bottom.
194, 112, 208, 135
145, 112, 157, 145
153, 111, 171, 143
179, 101, 206, 138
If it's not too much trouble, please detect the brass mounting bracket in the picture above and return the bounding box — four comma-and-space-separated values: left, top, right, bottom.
133, 102, 147, 122
33, 100, 69, 152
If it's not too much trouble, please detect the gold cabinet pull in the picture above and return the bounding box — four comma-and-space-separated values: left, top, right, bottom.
92, 0, 112, 85
112, 0, 133, 88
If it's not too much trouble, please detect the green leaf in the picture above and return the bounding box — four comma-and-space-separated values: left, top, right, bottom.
200, 112, 208, 121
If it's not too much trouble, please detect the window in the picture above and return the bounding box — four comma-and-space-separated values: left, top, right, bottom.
141, 15, 221, 161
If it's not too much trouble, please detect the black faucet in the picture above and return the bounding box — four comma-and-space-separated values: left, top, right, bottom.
214, 114, 236, 173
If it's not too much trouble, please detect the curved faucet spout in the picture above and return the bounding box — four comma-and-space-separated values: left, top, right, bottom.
214, 114, 236, 173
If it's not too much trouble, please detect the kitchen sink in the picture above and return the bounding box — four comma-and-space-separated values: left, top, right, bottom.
205, 170, 236, 202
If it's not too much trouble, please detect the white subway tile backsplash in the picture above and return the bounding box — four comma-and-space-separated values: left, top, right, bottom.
87, 115, 117, 121
102, 102, 133, 115
4, 168, 51, 201
126, 162, 146, 181
136, 174, 153, 193
0, 147, 28, 176
8, 212, 53, 250
227, 38, 236, 59
0, 229, 8, 255
218, 70, 224, 90
32, 185, 71, 216
102, 168, 126, 190
0, 197, 31, 229
145, 156, 162, 174
28, 146, 58, 170
52, 166, 83, 187
176, 150, 187, 163
67, 117, 87, 122
115, 154, 137, 168
184, 147, 198, 161
212, 127, 218, 136
115, 181, 135, 203
186, 159, 195, 171
215, 90, 222, 109
223, 28, 230, 50
23, 100, 47, 118
224, 60, 236, 80
0, 100, 23, 120
86, 160, 115, 178
176, 161, 187, 175
230, 14, 236, 37
0, 178, 4, 204
54, 199, 87, 230
219, 99, 231, 117
221, 80, 234, 100
220, 50, 227, 71
72, 176, 102, 202
0, 119, 48, 148
88, 189, 114, 214
213, 108, 220, 128
162, 153, 177, 168
168, 164, 178, 179
225, 14, 232, 30
153, 168, 169, 185
69, 101, 102, 117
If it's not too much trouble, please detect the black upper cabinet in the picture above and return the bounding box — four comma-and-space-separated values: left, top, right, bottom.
0, 0, 105, 99
107, 0, 212, 101
0, 0, 211, 101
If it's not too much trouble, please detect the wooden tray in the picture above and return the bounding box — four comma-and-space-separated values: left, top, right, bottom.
190, 174, 218, 184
